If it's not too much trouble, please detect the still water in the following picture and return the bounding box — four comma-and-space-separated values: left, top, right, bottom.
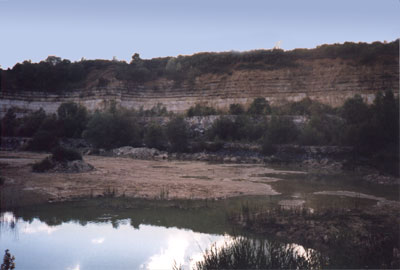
1, 170, 397, 269
0, 210, 230, 270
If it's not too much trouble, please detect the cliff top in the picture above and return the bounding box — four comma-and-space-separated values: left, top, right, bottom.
1, 40, 398, 93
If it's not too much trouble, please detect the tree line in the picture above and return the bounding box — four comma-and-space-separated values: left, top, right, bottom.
1, 91, 398, 174
1, 40, 397, 92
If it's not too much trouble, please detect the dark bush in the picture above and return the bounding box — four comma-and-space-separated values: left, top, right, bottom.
261, 138, 277, 155
57, 102, 88, 138
144, 122, 166, 150
266, 116, 299, 144
247, 97, 271, 115
208, 117, 236, 141
229, 103, 245, 115
83, 109, 141, 149
27, 130, 59, 151
32, 157, 54, 172
51, 146, 82, 162
1, 108, 18, 136
187, 104, 217, 117
17, 108, 46, 137
340, 94, 370, 125
166, 116, 188, 152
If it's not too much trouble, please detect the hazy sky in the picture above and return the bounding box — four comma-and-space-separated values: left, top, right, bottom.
0, 0, 399, 68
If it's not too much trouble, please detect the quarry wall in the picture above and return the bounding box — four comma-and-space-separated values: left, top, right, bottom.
1, 58, 398, 117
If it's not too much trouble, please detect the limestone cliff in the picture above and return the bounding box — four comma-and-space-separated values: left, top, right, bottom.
1, 41, 398, 116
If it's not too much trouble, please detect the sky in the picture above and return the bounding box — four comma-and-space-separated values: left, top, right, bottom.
0, 0, 399, 69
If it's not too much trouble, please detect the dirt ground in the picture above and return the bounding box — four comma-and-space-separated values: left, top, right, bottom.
0, 151, 302, 207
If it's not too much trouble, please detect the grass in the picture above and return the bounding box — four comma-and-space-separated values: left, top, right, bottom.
228, 203, 400, 269
195, 237, 323, 269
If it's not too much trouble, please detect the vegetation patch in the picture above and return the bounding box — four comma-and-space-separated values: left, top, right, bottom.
228, 205, 400, 269
195, 237, 323, 270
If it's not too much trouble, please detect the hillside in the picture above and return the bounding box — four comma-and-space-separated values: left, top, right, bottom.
0, 40, 398, 115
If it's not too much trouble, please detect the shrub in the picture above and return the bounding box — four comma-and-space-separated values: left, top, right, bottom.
1, 108, 18, 136
208, 117, 236, 141
51, 146, 82, 162
266, 116, 299, 144
83, 109, 141, 149
57, 102, 88, 138
298, 125, 325, 145
166, 117, 188, 152
144, 122, 166, 150
340, 94, 370, 125
32, 157, 54, 172
187, 104, 217, 117
17, 108, 46, 137
229, 103, 245, 115
261, 138, 277, 155
27, 130, 59, 151
247, 97, 271, 115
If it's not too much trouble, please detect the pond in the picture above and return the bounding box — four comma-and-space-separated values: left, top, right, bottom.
0, 201, 235, 270
1, 168, 398, 269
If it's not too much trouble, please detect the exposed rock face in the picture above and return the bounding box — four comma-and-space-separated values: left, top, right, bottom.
1, 57, 398, 116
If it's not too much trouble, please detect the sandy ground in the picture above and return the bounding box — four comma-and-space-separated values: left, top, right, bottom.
0, 151, 303, 206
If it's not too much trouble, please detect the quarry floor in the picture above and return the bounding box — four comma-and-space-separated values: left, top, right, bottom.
0, 151, 297, 208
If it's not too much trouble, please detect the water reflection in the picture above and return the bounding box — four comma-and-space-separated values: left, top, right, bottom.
0, 212, 228, 270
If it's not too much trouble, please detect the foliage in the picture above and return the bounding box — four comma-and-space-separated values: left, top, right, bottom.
1, 108, 18, 137
32, 157, 54, 172
1, 41, 397, 92
28, 130, 59, 151
83, 108, 141, 149
51, 146, 82, 162
266, 116, 299, 144
57, 102, 88, 138
187, 104, 217, 117
208, 115, 267, 142
166, 117, 188, 152
247, 97, 271, 115
1, 249, 15, 270
340, 94, 370, 125
16, 108, 46, 137
195, 237, 322, 270
299, 114, 343, 145
144, 122, 166, 150
137, 103, 169, 117
208, 117, 236, 141
229, 103, 245, 115
26, 114, 60, 151
276, 97, 335, 116
261, 138, 277, 155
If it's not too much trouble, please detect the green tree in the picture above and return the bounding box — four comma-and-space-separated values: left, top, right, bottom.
266, 116, 299, 144
340, 94, 370, 125
247, 97, 271, 115
17, 108, 46, 137
1, 108, 18, 136
166, 116, 188, 152
144, 122, 166, 150
229, 103, 245, 115
83, 109, 141, 149
57, 102, 88, 138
